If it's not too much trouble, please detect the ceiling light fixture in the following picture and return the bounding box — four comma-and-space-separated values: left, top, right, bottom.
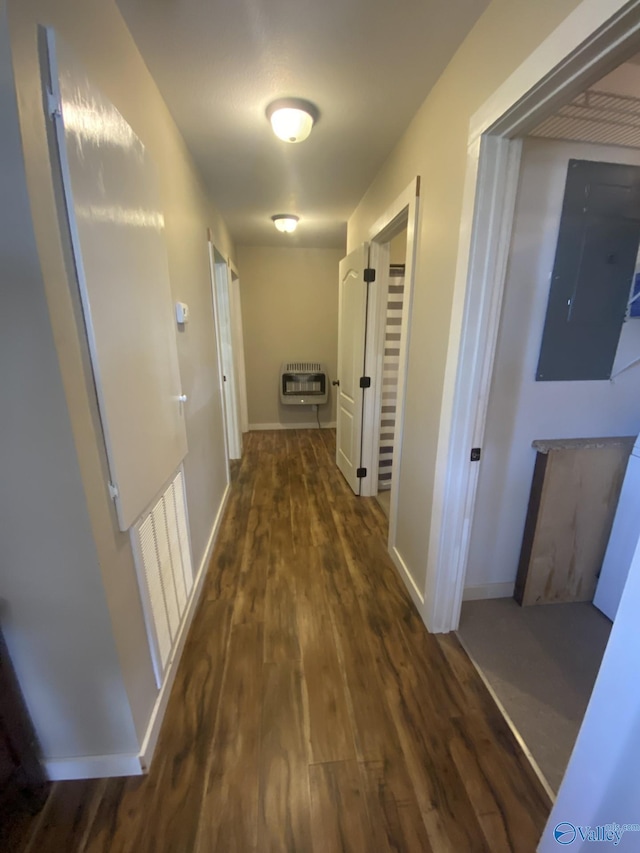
266, 98, 319, 143
271, 214, 299, 233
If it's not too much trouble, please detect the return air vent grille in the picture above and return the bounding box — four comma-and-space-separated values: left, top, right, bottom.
131, 469, 193, 687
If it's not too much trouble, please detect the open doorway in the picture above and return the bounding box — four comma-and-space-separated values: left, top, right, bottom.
455, 44, 640, 796
365, 180, 420, 604
335, 179, 418, 497
335, 180, 420, 592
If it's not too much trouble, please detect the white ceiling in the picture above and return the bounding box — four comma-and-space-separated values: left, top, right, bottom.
116, 0, 488, 248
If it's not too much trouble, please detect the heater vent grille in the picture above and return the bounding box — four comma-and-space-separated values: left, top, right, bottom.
285, 361, 322, 372
280, 361, 328, 406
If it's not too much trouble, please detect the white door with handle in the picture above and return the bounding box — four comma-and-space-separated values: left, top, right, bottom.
336, 244, 370, 494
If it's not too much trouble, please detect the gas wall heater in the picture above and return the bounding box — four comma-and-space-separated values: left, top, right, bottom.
280, 361, 328, 406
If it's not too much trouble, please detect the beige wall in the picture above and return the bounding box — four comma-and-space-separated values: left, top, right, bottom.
0, 0, 139, 761
237, 246, 342, 427
389, 230, 408, 265
5, 0, 234, 758
347, 0, 583, 594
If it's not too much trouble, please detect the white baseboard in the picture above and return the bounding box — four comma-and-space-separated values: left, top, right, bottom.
390, 545, 425, 606
138, 482, 231, 772
41, 484, 231, 782
249, 421, 337, 431
462, 582, 514, 601
45, 752, 142, 781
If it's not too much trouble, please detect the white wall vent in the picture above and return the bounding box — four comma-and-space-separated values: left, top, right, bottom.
280, 361, 328, 405
131, 469, 193, 687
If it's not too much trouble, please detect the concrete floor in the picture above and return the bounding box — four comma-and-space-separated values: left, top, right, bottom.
457, 598, 612, 792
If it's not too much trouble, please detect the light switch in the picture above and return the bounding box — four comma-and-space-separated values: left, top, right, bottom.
176, 302, 189, 324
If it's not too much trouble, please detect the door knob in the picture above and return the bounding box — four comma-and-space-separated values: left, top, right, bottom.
332, 380, 340, 387
178, 394, 188, 402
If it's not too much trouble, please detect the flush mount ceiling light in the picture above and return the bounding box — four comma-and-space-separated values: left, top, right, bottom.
266, 98, 319, 143
271, 214, 299, 233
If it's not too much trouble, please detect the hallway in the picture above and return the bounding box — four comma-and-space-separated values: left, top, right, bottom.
18, 430, 551, 852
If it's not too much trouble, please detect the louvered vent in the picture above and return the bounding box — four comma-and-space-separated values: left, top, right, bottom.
280, 361, 328, 405
131, 469, 194, 687
285, 361, 322, 372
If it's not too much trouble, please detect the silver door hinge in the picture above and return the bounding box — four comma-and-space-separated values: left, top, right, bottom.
47, 89, 62, 119
108, 482, 119, 500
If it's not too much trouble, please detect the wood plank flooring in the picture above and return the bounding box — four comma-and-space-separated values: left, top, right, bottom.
15, 430, 551, 852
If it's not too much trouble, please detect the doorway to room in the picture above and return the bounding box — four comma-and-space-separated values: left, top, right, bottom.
454, 37, 640, 797
335, 179, 421, 594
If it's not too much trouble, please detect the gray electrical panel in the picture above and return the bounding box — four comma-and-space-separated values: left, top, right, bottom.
536, 159, 640, 381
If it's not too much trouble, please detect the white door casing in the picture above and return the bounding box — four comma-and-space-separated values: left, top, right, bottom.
425, 0, 640, 634
336, 244, 369, 494
365, 179, 421, 600
207, 241, 231, 478
228, 266, 249, 434
209, 246, 242, 461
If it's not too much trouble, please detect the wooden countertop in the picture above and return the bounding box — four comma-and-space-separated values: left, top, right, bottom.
531, 436, 635, 454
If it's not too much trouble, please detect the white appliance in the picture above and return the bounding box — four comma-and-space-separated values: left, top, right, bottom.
593, 434, 640, 621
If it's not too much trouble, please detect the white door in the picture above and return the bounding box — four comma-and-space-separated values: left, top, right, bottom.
336, 244, 370, 494
209, 246, 242, 460
50, 32, 188, 531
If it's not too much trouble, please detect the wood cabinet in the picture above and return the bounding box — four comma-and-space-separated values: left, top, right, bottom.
515, 437, 634, 606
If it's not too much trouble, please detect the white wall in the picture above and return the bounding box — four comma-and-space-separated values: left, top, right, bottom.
465, 137, 640, 597
594, 59, 640, 99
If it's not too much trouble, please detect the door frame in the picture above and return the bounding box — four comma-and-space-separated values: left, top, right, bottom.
358, 180, 420, 498
214, 251, 242, 459
227, 260, 249, 435
360, 179, 421, 591
427, 0, 640, 633
207, 236, 235, 472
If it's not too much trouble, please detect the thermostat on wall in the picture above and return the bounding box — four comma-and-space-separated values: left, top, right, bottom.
176, 302, 189, 324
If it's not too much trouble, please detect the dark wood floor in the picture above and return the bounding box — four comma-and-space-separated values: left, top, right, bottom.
15, 430, 551, 852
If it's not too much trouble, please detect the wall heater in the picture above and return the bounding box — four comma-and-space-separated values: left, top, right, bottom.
280, 361, 328, 406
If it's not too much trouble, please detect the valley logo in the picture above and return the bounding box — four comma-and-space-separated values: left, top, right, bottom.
554, 822, 640, 846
